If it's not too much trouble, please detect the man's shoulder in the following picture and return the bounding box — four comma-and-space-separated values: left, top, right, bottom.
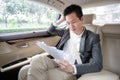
86, 29, 97, 35
85, 29, 99, 40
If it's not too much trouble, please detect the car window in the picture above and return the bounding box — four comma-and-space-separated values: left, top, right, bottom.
83, 3, 120, 26
0, 0, 59, 35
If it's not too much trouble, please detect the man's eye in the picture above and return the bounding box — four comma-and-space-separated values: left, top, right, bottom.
72, 21, 76, 23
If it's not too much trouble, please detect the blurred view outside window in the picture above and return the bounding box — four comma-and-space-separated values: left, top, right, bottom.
83, 3, 120, 25
1, 0, 120, 35
0, 0, 58, 34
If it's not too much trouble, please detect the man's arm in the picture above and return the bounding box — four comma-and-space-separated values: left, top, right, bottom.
76, 34, 103, 76
47, 16, 66, 36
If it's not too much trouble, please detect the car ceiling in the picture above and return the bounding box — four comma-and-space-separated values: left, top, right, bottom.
33, 0, 120, 12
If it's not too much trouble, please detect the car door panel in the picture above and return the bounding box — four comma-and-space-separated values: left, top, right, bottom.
0, 35, 61, 71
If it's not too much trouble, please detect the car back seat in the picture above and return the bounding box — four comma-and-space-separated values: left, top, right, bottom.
83, 14, 97, 32
101, 24, 120, 76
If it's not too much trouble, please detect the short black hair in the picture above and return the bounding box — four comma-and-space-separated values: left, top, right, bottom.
63, 4, 83, 19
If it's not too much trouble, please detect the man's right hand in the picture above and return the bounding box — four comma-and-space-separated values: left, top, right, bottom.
55, 15, 65, 25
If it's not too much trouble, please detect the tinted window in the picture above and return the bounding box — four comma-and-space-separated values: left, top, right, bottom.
0, 0, 59, 35
83, 3, 120, 25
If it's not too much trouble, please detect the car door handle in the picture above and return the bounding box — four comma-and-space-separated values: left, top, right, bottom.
16, 42, 29, 48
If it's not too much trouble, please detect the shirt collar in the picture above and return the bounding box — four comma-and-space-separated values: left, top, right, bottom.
70, 27, 85, 39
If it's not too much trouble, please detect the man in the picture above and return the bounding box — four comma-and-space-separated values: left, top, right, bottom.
18, 4, 103, 80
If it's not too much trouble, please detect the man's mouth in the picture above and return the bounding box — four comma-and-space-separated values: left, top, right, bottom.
72, 28, 76, 32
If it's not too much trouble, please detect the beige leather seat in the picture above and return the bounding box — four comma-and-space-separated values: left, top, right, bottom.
78, 70, 119, 80
83, 14, 97, 32
101, 24, 120, 78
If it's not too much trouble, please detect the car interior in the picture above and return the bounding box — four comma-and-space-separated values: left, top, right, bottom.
0, 0, 120, 80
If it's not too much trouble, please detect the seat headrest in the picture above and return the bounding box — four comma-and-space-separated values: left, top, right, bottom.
84, 14, 96, 24
102, 24, 120, 34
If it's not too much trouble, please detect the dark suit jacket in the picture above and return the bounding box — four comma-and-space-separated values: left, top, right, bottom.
47, 24, 103, 76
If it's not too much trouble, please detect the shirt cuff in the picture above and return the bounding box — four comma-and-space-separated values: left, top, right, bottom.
72, 65, 77, 75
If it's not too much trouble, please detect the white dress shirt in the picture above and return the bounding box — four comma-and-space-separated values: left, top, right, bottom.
63, 30, 84, 74
53, 23, 84, 74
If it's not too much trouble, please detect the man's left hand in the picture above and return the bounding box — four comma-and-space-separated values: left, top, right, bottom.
55, 60, 74, 73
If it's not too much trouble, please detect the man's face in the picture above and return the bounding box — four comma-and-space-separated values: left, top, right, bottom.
66, 12, 84, 35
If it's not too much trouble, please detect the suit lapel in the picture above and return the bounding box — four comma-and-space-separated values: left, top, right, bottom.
58, 28, 87, 53
57, 29, 70, 50
79, 28, 87, 54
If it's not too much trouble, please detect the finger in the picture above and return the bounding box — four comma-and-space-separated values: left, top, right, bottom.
58, 61, 67, 67
60, 65, 65, 69
56, 61, 65, 67
59, 64, 66, 70
54, 59, 61, 64
60, 60, 69, 66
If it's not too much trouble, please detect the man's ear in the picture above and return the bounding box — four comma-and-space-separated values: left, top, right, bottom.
80, 16, 84, 24
81, 16, 84, 21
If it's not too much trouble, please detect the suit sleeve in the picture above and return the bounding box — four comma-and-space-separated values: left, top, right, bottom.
75, 34, 103, 76
47, 23, 65, 37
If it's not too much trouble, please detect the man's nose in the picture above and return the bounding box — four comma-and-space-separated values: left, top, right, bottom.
69, 23, 74, 28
